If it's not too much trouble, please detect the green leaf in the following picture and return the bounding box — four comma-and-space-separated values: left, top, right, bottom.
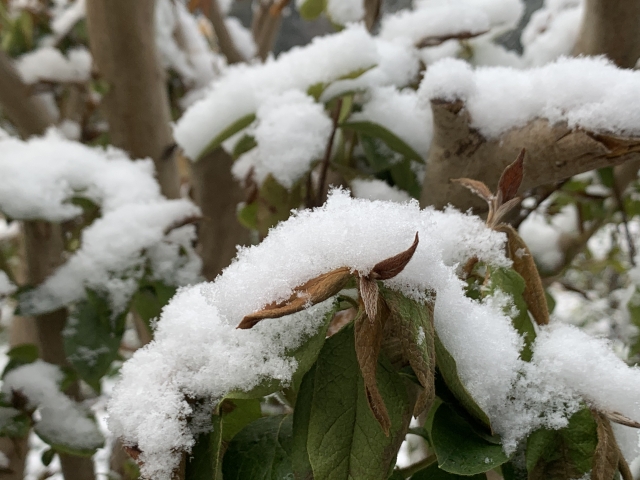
2, 344, 39, 378
198, 114, 256, 160
63, 290, 127, 392
627, 287, 640, 356
389, 158, 421, 199
431, 403, 509, 475
132, 280, 177, 332
256, 175, 304, 237
0, 407, 31, 437
485, 267, 536, 362
525, 407, 598, 480
501, 461, 528, 480
222, 415, 294, 479
597, 167, 615, 189
186, 398, 262, 480
233, 134, 257, 159
360, 134, 392, 173
238, 202, 259, 231
298, 0, 326, 20
411, 462, 486, 479
303, 323, 413, 480
41, 448, 55, 466
434, 334, 490, 427
341, 121, 424, 163
291, 365, 315, 480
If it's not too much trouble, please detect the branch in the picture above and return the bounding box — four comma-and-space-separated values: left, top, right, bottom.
252, 0, 288, 60
572, 0, 640, 68
203, 0, 247, 64
85, 0, 180, 199
0, 51, 55, 138
420, 99, 640, 213
363, 0, 382, 32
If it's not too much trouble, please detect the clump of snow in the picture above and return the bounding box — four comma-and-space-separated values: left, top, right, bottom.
225, 17, 257, 60
0, 272, 16, 297
350, 178, 412, 203
49, 0, 86, 40
380, 4, 491, 46
16, 47, 92, 85
174, 24, 379, 159
234, 91, 332, 188
326, 0, 365, 24
349, 86, 433, 160
521, 0, 582, 66
108, 189, 519, 479
420, 56, 640, 138
0, 131, 202, 314
2, 361, 103, 452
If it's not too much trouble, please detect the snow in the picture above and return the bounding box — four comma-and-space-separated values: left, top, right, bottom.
50, 0, 86, 39
236, 91, 333, 188
108, 190, 518, 478
414, 0, 524, 31
326, 0, 365, 24
2, 361, 103, 452
521, 0, 583, 66
348, 86, 433, 160
15, 47, 92, 84
419, 56, 640, 139
225, 17, 257, 60
350, 178, 412, 203
0, 272, 16, 297
0, 131, 202, 314
174, 24, 379, 159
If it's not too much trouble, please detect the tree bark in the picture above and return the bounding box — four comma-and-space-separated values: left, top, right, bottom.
85, 0, 180, 199
205, 0, 246, 64
0, 52, 54, 137
420, 99, 640, 212
572, 0, 640, 68
191, 148, 250, 280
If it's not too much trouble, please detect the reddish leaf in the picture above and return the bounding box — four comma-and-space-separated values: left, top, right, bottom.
592, 411, 620, 480
371, 233, 419, 280
498, 149, 525, 204
237, 267, 352, 329
451, 178, 494, 204
359, 276, 379, 323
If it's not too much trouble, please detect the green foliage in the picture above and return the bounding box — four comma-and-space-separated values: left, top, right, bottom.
411, 463, 486, 479
198, 114, 257, 160
297, 0, 327, 20
296, 323, 413, 480
525, 408, 599, 480
63, 289, 127, 392
131, 279, 177, 332
341, 121, 424, 164
430, 403, 509, 475
2, 344, 39, 377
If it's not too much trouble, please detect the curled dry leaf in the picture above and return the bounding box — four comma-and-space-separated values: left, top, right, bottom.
354, 302, 391, 435
371, 232, 419, 280
359, 275, 380, 323
237, 267, 352, 329
327, 307, 357, 337
496, 224, 549, 326
498, 148, 525, 204
450, 178, 493, 204
604, 411, 640, 429
592, 411, 621, 480
124, 445, 142, 462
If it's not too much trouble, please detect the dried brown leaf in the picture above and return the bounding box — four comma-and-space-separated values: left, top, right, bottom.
491, 196, 522, 227
498, 148, 525, 204
371, 232, 419, 280
124, 445, 142, 462
359, 275, 379, 323
354, 302, 391, 435
496, 224, 549, 326
592, 411, 620, 480
327, 307, 357, 337
451, 178, 494, 204
237, 267, 352, 329
605, 411, 640, 429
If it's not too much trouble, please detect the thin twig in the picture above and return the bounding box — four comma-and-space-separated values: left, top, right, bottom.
611, 175, 636, 266
396, 454, 437, 479
511, 179, 568, 229
315, 98, 343, 207
204, 0, 247, 64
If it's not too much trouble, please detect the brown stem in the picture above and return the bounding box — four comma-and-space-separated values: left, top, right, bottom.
203, 0, 247, 64
363, 0, 382, 32
0, 51, 54, 137
85, 0, 180, 199
315, 99, 343, 207
252, 0, 287, 60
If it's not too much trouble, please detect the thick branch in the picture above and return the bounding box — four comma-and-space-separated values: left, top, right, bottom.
573, 0, 640, 68
191, 148, 250, 280
204, 0, 247, 64
0, 52, 55, 137
420, 99, 640, 212
364, 0, 382, 32
86, 0, 180, 199
252, 1, 284, 60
